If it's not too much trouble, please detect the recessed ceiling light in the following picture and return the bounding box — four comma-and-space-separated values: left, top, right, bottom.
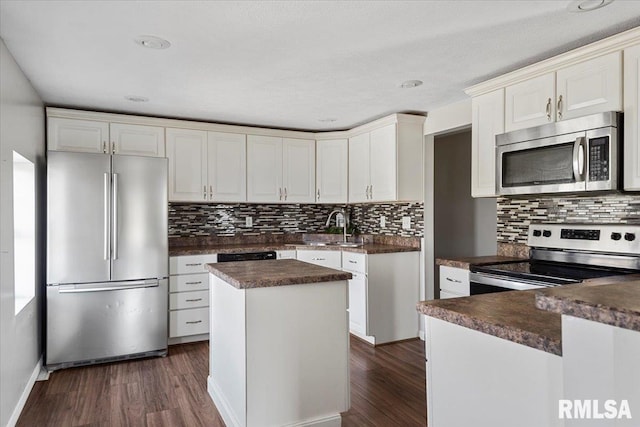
125, 95, 149, 102
400, 80, 423, 89
319, 118, 337, 123
134, 35, 171, 49
567, 0, 614, 12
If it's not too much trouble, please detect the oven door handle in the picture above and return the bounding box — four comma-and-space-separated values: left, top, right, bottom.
469, 273, 549, 291
572, 136, 586, 182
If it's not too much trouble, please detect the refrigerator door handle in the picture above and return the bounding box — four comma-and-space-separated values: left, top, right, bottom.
112, 173, 119, 260
104, 173, 110, 260
58, 280, 159, 293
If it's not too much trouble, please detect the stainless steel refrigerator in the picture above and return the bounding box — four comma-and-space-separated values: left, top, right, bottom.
46, 151, 168, 370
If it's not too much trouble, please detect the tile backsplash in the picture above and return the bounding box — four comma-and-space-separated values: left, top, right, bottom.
497, 194, 640, 244
168, 202, 424, 238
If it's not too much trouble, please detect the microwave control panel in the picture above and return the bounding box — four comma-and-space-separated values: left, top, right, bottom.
588, 136, 609, 182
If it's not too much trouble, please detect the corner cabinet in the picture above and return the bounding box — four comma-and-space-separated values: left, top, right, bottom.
624, 43, 640, 191
247, 135, 315, 203
48, 117, 164, 156
316, 138, 348, 203
471, 89, 504, 198
166, 128, 246, 202
504, 52, 622, 132
348, 115, 424, 203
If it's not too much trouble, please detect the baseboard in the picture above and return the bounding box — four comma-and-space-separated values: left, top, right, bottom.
7, 355, 42, 427
208, 375, 242, 427
284, 414, 342, 427
168, 333, 209, 346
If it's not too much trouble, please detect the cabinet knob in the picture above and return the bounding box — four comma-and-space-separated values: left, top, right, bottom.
317, 189, 320, 200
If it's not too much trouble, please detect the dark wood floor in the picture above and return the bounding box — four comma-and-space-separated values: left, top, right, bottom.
17, 336, 426, 426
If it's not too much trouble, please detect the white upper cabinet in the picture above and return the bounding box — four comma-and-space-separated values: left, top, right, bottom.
247, 135, 315, 203
316, 138, 348, 203
505, 52, 622, 132
348, 132, 371, 203
505, 73, 555, 132
48, 117, 109, 153
556, 52, 622, 121
348, 118, 423, 203
166, 128, 208, 202
208, 132, 247, 202
282, 138, 315, 203
472, 89, 504, 198
110, 123, 165, 157
369, 124, 397, 201
624, 44, 640, 191
247, 135, 283, 202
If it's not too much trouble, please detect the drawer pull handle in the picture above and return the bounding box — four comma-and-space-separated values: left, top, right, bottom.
185, 298, 203, 302
348, 260, 357, 264
185, 263, 202, 266
446, 278, 462, 283
185, 281, 202, 285
186, 320, 202, 325
312, 258, 326, 261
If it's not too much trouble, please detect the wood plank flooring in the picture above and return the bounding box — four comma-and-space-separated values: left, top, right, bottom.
17, 336, 426, 426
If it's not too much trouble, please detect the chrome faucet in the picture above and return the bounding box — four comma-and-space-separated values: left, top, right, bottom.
326, 208, 349, 242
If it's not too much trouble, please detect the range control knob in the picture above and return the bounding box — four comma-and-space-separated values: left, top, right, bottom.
624, 233, 636, 242
533, 230, 542, 237
611, 232, 622, 241
543, 230, 552, 238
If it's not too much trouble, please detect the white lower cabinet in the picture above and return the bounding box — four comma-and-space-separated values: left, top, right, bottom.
346, 270, 367, 336
276, 250, 296, 260
425, 317, 563, 427
296, 249, 342, 270
169, 254, 217, 342
439, 265, 470, 298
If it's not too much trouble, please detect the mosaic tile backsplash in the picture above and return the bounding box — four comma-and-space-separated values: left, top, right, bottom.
169, 202, 424, 238
497, 194, 640, 244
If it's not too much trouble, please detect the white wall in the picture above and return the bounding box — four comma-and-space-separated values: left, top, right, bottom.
0, 38, 45, 427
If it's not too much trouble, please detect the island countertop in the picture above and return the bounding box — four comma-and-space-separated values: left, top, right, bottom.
416, 273, 640, 356
206, 259, 352, 289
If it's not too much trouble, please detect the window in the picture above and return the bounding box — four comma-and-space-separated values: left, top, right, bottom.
13, 151, 35, 314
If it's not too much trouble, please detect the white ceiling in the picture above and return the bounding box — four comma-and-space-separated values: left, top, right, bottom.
1, 1, 639, 131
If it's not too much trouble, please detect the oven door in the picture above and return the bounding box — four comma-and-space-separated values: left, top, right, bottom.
497, 131, 587, 196
469, 272, 549, 295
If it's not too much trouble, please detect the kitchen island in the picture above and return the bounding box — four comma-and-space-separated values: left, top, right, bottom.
206, 259, 352, 427
416, 275, 640, 427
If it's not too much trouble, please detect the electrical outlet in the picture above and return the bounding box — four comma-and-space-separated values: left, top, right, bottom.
246, 216, 253, 227
380, 216, 386, 228
402, 216, 411, 230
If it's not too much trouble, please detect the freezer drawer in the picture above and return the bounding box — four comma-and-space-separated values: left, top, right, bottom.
46, 279, 168, 369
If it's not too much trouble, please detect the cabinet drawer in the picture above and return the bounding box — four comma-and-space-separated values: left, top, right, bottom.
296, 249, 342, 270
169, 254, 217, 275
440, 266, 470, 296
169, 273, 209, 292
342, 251, 366, 274
170, 290, 209, 310
169, 307, 209, 337
440, 290, 465, 299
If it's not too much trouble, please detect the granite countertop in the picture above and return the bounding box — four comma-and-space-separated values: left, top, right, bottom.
171, 242, 419, 256
536, 276, 640, 332
416, 273, 640, 355
206, 259, 352, 289
435, 255, 526, 270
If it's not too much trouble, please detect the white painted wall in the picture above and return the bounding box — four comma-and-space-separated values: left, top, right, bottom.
0, 38, 45, 427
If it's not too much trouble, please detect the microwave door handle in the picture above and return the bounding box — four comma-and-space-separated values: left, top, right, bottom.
572, 137, 586, 182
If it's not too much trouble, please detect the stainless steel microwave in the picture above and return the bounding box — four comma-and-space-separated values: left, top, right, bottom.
496, 111, 622, 196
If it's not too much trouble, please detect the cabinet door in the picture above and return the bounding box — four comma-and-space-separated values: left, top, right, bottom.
505, 73, 555, 132
208, 132, 246, 202
110, 123, 165, 157
369, 124, 397, 201
282, 138, 315, 203
316, 139, 348, 203
471, 89, 504, 197
348, 272, 367, 336
556, 52, 622, 121
48, 117, 109, 153
166, 128, 208, 202
348, 132, 370, 203
624, 44, 640, 191
247, 135, 283, 202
